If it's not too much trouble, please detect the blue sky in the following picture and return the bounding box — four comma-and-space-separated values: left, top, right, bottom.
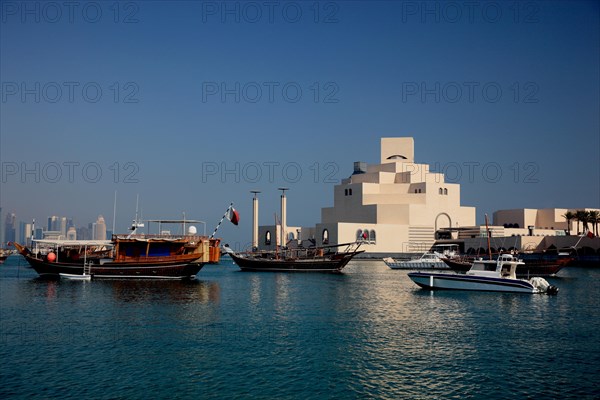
1, 0, 599, 248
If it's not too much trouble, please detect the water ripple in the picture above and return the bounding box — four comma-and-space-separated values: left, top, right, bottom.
1, 260, 599, 398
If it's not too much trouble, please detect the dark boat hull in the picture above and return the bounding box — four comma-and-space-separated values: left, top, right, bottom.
22, 255, 204, 279
230, 251, 361, 272
442, 255, 570, 277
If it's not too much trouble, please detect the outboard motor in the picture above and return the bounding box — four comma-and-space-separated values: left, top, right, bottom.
546, 285, 559, 295
530, 277, 559, 295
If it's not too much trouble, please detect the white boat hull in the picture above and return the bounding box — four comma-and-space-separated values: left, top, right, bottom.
385, 260, 449, 270
59, 273, 91, 281
408, 272, 541, 293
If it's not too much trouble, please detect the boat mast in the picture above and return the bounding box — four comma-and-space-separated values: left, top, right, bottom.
112, 190, 117, 235
485, 213, 492, 260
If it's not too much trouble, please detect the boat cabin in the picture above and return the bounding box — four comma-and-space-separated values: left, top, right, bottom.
467, 254, 521, 279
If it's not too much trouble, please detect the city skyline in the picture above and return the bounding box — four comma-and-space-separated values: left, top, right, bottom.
1, 1, 598, 247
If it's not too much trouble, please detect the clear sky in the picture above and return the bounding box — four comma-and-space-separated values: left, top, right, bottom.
1, 0, 599, 248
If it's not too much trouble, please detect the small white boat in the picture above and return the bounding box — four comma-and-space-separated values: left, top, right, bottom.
408, 254, 558, 294
59, 273, 91, 281
384, 244, 458, 270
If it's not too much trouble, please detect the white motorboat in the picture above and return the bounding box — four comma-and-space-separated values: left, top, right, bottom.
59, 273, 91, 281
407, 254, 558, 294
384, 244, 458, 270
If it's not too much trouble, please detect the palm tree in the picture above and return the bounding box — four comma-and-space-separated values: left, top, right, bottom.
562, 211, 575, 235
574, 210, 588, 234
589, 210, 600, 236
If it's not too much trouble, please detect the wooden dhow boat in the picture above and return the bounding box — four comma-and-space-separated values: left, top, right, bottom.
227, 242, 364, 273
13, 220, 221, 279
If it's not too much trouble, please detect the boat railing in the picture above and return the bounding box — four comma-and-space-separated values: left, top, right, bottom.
243, 241, 363, 260
112, 234, 211, 241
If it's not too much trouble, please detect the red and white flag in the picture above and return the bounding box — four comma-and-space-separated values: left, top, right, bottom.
226, 206, 240, 226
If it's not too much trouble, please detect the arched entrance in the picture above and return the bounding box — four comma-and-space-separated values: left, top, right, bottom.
435, 212, 452, 232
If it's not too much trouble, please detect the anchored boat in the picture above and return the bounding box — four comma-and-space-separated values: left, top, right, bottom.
383, 244, 458, 270
227, 242, 364, 273
408, 253, 558, 294
13, 219, 221, 279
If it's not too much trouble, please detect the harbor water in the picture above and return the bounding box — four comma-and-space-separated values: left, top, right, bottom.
1, 255, 599, 399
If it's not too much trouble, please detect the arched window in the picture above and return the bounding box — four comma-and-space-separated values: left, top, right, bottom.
344, 189, 348, 196
356, 229, 363, 241
369, 230, 376, 243
363, 229, 370, 242
288, 232, 295, 241
444, 188, 448, 195
349, 189, 352, 195
414, 189, 418, 193
265, 231, 271, 246
322, 229, 329, 245
439, 188, 443, 195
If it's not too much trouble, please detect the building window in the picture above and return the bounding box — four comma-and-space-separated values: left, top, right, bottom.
414, 189, 418, 193
344, 189, 348, 196
288, 232, 295, 241
439, 188, 443, 195
444, 188, 448, 195
356, 229, 363, 241
369, 230, 376, 244
265, 231, 271, 246
349, 188, 352, 195
322, 229, 329, 245
363, 229, 370, 242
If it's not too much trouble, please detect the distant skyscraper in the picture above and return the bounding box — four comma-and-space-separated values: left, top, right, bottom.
94, 215, 107, 240
48, 216, 59, 232
4, 213, 16, 245
23, 223, 32, 245
60, 217, 67, 238
19, 221, 26, 244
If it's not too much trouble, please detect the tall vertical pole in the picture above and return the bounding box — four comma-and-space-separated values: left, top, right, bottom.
278, 188, 288, 247
112, 190, 117, 235
251, 191, 260, 250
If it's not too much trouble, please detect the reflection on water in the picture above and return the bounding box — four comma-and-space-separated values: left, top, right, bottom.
1, 258, 599, 399
104, 279, 221, 304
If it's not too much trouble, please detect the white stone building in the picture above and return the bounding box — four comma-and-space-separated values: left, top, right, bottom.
258, 137, 476, 255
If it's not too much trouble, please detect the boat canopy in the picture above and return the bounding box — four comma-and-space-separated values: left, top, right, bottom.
113, 237, 189, 243
33, 239, 113, 247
